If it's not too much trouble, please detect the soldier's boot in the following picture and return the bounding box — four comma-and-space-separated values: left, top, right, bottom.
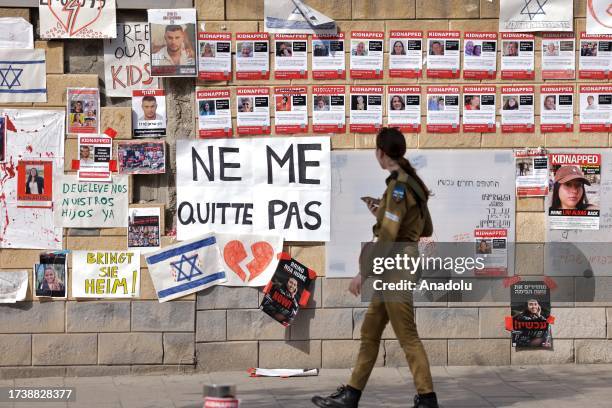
413, 392, 439, 408
311, 385, 361, 408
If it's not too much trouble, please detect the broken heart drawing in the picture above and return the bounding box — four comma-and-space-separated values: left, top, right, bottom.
216, 233, 284, 286
39, 0, 117, 39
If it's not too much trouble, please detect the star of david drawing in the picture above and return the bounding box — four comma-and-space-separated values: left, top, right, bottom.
170, 253, 204, 282
520, 0, 548, 20
0, 65, 23, 90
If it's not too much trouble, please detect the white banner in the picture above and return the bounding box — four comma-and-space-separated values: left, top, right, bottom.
72, 251, 140, 298
587, 0, 612, 34
0, 17, 33, 49
217, 232, 283, 287
53, 174, 128, 228
499, 0, 573, 32
176, 137, 331, 242
103, 22, 159, 97
145, 234, 226, 302
0, 49, 46, 103
0, 110, 64, 249
39, 0, 117, 39
0, 270, 28, 303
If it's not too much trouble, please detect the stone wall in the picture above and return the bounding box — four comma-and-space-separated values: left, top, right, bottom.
0, 1, 611, 379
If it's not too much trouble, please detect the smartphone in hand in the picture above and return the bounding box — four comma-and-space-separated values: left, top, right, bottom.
361, 196, 381, 207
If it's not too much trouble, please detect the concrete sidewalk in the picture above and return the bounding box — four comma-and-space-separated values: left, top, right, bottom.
2, 365, 612, 407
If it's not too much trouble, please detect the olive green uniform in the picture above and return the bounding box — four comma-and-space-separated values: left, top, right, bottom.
348, 168, 434, 395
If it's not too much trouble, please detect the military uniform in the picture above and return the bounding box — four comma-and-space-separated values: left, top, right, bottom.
348, 168, 434, 395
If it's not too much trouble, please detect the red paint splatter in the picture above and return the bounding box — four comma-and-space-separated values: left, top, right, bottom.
25, 145, 33, 153
0, 192, 9, 241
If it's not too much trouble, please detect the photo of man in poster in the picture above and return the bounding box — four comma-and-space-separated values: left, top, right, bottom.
138, 96, 164, 122
152, 25, 195, 66
149, 9, 197, 77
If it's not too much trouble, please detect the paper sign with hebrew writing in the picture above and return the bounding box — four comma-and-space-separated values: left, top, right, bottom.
217, 233, 283, 287
0, 109, 64, 249
39, 0, 117, 39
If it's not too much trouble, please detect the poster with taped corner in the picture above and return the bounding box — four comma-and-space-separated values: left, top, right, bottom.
499, 0, 572, 32
326, 150, 516, 278
217, 232, 283, 287
0, 109, 64, 249
145, 234, 226, 302
117, 140, 165, 175
0, 270, 28, 303
77, 134, 112, 182
260, 253, 316, 326
72, 251, 140, 298
148, 8, 197, 77
53, 174, 128, 229
508, 281, 553, 349
39, 0, 117, 39
0, 49, 46, 103
176, 137, 331, 242
103, 22, 159, 97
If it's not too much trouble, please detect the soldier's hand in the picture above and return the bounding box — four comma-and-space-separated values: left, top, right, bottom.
349, 274, 362, 297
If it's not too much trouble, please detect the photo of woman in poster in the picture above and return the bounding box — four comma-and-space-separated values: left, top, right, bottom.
352, 95, 367, 111
276, 95, 291, 111
35, 264, 66, 298
549, 166, 598, 211
464, 95, 481, 110
313, 128, 439, 408
391, 40, 406, 56
503, 96, 519, 110
25, 166, 44, 195
390, 95, 405, 111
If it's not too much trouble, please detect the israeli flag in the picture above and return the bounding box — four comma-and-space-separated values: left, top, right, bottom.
145, 234, 227, 302
0, 49, 46, 103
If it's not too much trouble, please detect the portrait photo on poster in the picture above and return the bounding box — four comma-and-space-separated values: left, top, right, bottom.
16, 159, 53, 208
148, 9, 197, 77
67, 88, 99, 134
118, 140, 166, 175
132, 89, 167, 137
34, 260, 67, 299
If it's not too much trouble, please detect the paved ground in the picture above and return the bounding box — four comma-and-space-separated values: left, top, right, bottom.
2, 365, 612, 407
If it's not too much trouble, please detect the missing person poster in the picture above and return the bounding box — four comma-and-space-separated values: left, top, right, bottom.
349, 31, 384, 79
426, 31, 460, 78
311, 33, 345, 80
542, 33, 576, 79
462, 86, 496, 133
117, 140, 165, 175
53, 174, 129, 228
509, 281, 553, 349
132, 89, 166, 137
426, 86, 459, 133
474, 229, 507, 276
463, 32, 497, 79
312, 86, 345, 134
349, 86, 383, 133
579, 85, 611, 132
78, 134, 112, 182
540, 85, 574, 133
16, 159, 53, 208
260, 253, 316, 327
236, 87, 270, 135
67, 88, 99, 134
148, 9, 197, 77
578, 32, 612, 79
274, 34, 308, 79
103, 22, 160, 97
387, 86, 421, 133
34, 252, 67, 298
548, 153, 600, 230
389, 31, 423, 78
72, 251, 140, 298
197, 89, 232, 138
274, 86, 308, 134
501, 86, 535, 133
500, 33, 535, 79
128, 207, 161, 253
197, 32, 232, 81
515, 148, 549, 197
236, 32, 270, 80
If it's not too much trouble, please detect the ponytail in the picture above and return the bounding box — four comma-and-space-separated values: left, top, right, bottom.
398, 157, 430, 200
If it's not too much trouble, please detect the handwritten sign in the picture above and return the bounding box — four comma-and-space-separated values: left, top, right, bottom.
72, 251, 140, 298
176, 137, 331, 242
53, 174, 128, 228
104, 22, 159, 97
39, 0, 117, 39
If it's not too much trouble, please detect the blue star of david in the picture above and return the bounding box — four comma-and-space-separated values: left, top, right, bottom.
170, 253, 204, 282
520, 0, 548, 20
0, 65, 23, 90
